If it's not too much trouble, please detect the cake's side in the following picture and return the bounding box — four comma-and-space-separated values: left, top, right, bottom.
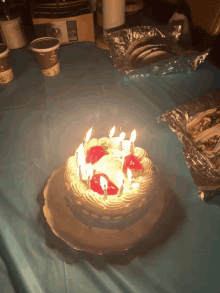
64, 167, 158, 231
43, 163, 164, 254
64, 137, 157, 230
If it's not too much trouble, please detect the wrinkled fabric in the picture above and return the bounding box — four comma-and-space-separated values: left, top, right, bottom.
0, 43, 220, 293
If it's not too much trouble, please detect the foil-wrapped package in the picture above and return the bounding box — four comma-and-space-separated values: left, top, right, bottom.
159, 89, 220, 201
107, 25, 210, 76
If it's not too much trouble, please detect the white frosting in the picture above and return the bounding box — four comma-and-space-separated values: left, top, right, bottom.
65, 137, 155, 214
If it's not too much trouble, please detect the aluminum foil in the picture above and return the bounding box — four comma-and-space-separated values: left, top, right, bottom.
107, 25, 210, 76
159, 89, 220, 201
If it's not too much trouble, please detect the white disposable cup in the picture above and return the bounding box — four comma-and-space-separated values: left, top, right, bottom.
30, 37, 60, 77
0, 17, 27, 49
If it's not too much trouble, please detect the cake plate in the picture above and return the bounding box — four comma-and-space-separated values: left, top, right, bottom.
43, 163, 165, 255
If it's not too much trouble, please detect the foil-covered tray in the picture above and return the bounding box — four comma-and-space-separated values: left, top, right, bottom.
159, 89, 220, 201
107, 25, 210, 77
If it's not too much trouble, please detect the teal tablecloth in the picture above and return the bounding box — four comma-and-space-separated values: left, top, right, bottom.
1, 42, 220, 293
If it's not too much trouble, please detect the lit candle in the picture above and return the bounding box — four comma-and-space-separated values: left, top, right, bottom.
87, 163, 93, 188
84, 127, 93, 146
109, 126, 116, 141
77, 144, 86, 180
78, 165, 82, 180
127, 168, 134, 190
100, 176, 108, 199
117, 170, 124, 196
129, 129, 136, 154
119, 132, 126, 151
76, 143, 84, 165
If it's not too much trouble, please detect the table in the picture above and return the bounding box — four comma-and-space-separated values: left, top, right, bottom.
1, 42, 220, 293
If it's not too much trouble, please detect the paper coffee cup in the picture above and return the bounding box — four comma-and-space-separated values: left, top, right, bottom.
0, 17, 28, 49
30, 37, 60, 77
0, 44, 13, 84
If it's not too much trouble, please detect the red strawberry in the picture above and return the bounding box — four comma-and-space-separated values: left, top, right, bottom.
123, 154, 144, 174
90, 173, 119, 195
86, 146, 106, 164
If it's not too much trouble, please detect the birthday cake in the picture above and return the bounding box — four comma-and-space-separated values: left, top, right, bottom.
43, 128, 164, 254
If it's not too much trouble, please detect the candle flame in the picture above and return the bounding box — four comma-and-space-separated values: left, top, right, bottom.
117, 170, 124, 187
109, 126, 116, 139
119, 132, 126, 142
127, 168, 132, 183
100, 176, 108, 191
87, 163, 93, 179
85, 127, 93, 144
130, 129, 136, 142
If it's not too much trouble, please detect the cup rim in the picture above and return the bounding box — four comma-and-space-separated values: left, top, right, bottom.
30, 37, 60, 53
0, 44, 9, 58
